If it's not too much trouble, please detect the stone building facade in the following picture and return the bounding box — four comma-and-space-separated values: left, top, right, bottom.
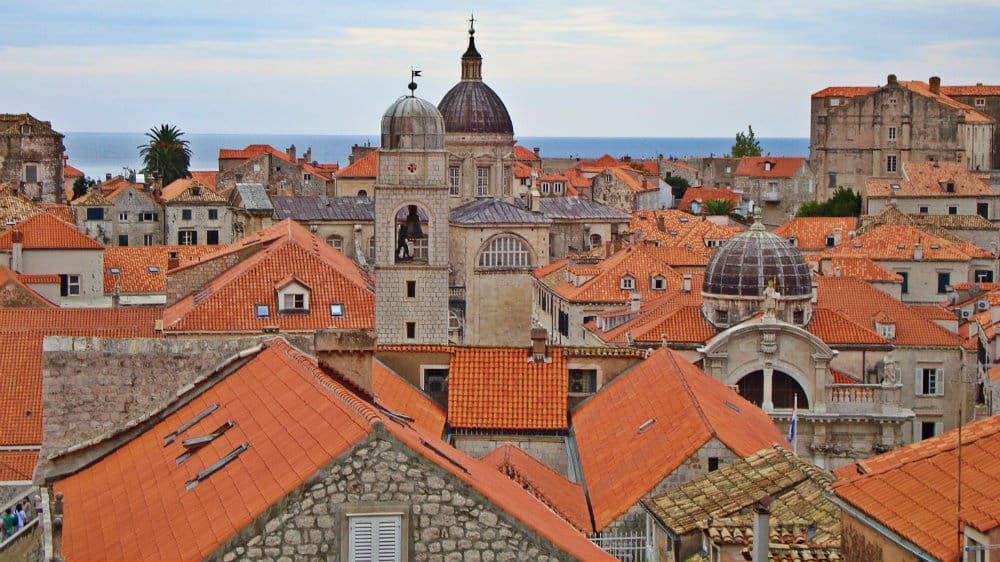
733, 156, 815, 226
0, 114, 65, 204
943, 84, 1000, 169
810, 75, 995, 200
161, 179, 234, 246
217, 144, 331, 196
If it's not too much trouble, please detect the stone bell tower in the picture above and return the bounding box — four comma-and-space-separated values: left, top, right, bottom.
374, 82, 450, 344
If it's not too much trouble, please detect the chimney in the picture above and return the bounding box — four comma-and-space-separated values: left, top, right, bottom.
833, 227, 843, 245
811, 279, 819, 304
682, 273, 692, 293
530, 327, 549, 362
834, 266, 842, 277
751, 497, 773, 562
929, 76, 941, 94
655, 213, 666, 232
11, 229, 23, 273
533, 147, 540, 158
887, 73, 898, 85
630, 292, 641, 312
583, 223, 592, 249
315, 329, 377, 399
304, 147, 312, 164
105, 173, 112, 181
166, 250, 180, 270
529, 189, 541, 212
914, 243, 923, 261
287, 144, 296, 162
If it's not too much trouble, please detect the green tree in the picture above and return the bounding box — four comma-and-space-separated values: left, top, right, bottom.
702, 198, 735, 216
138, 124, 192, 186
795, 187, 861, 217
731, 125, 762, 158
71, 175, 95, 201
664, 175, 690, 201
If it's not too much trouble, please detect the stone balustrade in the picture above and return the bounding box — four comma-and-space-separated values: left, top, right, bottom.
826, 383, 903, 415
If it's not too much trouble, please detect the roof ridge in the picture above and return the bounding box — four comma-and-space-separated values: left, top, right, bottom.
663, 348, 715, 434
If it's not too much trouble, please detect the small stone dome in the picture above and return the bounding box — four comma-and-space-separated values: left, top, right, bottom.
703, 221, 812, 297
381, 95, 446, 151
437, 25, 514, 135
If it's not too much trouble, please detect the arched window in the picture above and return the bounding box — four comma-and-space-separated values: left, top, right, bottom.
357, 189, 368, 198
326, 235, 344, 252
478, 236, 532, 269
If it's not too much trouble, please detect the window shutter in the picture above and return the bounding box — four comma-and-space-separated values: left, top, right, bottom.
349, 515, 401, 562
934, 422, 944, 436
912, 422, 921, 442
59, 274, 69, 297
349, 518, 374, 562
915, 368, 924, 395
935, 369, 944, 396
375, 517, 401, 561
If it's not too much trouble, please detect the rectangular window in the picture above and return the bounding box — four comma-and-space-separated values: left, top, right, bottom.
975, 98, 986, 107
282, 293, 305, 310
554, 182, 563, 194
828, 173, 836, 189
406, 280, 416, 298
86, 207, 104, 221
899, 271, 909, 294
887, 126, 897, 141
568, 369, 597, 394
119, 212, 128, 221
541, 182, 550, 194
449, 166, 460, 196
206, 230, 220, 245
977, 203, 989, 219
825, 236, 835, 247
422, 367, 449, 399
255, 304, 270, 318
208, 209, 219, 220
767, 181, 778, 193
138, 212, 159, 222
916, 368, 944, 396
347, 514, 401, 562
24, 164, 38, 183
118, 234, 128, 246
937, 271, 951, 294
476, 166, 490, 197
330, 303, 345, 317
620, 276, 635, 290
143, 233, 154, 246
178, 230, 197, 245
918, 206, 929, 214
406, 322, 416, 339
976, 270, 994, 283
886, 155, 897, 173
948, 206, 958, 215
182, 209, 192, 220
59, 274, 81, 297
558, 310, 569, 337
708, 457, 720, 472
503, 166, 511, 196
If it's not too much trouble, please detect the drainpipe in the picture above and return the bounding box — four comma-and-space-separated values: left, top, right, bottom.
752, 496, 773, 562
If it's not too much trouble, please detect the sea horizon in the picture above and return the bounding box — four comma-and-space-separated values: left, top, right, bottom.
63, 132, 810, 181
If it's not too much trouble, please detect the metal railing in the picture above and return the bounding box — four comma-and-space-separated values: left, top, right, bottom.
589, 532, 649, 562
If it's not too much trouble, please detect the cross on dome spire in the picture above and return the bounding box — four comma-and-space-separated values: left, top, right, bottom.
469, 13, 476, 35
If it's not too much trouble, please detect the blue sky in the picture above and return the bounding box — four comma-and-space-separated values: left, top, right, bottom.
2, 1, 998, 137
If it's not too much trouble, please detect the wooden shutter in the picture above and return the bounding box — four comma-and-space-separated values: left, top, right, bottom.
935, 369, 944, 396
59, 274, 69, 297
349, 515, 400, 562
915, 368, 924, 395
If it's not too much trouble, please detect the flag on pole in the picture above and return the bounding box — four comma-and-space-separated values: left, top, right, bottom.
787, 394, 798, 445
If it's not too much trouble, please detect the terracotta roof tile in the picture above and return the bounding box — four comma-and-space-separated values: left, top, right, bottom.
335, 149, 378, 178
573, 347, 787, 530
772, 217, 858, 251
514, 145, 540, 161
39, 203, 75, 224
189, 171, 218, 191
820, 224, 992, 262
678, 187, 742, 213
160, 178, 227, 203
0, 212, 102, 249
543, 243, 686, 304
811, 86, 878, 98
218, 144, 294, 164
631, 210, 744, 255
372, 359, 446, 435
734, 157, 806, 178
481, 443, 593, 533
448, 347, 568, 431
162, 220, 374, 333
0, 190, 43, 226
833, 416, 1000, 560
103, 245, 221, 294
63, 163, 85, 178
0, 450, 37, 481
867, 161, 995, 198
823, 257, 902, 282
941, 85, 1000, 96
898, 80, 993, 123
590, 288, 714, 345
0, 309, 162, 447
910, 304, 957, 321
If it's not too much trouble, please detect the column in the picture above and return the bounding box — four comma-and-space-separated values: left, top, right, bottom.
762, 360, 774, 412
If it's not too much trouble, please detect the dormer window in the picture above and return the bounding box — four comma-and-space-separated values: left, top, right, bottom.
789, 236, 797, 247
275, 277, 311, 314
763, 161, 774, 172
650, 275, 666, 291
874, 319, 896, 340
620, 275, 636, 290
825, 236, 836, 247
20, 124, 30, 134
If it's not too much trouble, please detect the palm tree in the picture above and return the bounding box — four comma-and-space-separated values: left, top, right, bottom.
138, 124, 192, 186
702, 198, 735, 216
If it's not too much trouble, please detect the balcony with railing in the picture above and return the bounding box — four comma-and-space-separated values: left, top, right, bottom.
763, 191, 781, 202
825, 383, 904, 415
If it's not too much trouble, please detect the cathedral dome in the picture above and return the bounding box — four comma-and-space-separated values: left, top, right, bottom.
703, 220, 812, 298
381, 95, 446, 151
437, 25, 514, 135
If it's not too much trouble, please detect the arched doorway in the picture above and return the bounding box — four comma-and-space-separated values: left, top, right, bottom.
736, 370, 808, 409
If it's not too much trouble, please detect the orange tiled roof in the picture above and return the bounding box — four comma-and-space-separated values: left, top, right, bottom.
867, 161, 995, 198
16, 273, 60, 284
806, 307, 889, 346
0, 212, 102, 250
335, 149, 378, 178
662, 159, 698, 173
734, 157, 806, 178
573, 347, 787, 530
899, 80, 993, 123
52, 340, 616, 562
631, 210, 744, 256
910, 304, 958, 321
590, 288, 715, 345
513, 161, 536, 180
162, 220, 374, 333
39, 203, 75, 223
772, 217, 858, 251
990, 365, 1000, 383
0, 189, 43, 225
372, 359, 446, 436
833, 415, 1000, 561
0, 450, 37, 481
0, 308, 162, 447
160, 178, 227, 203
823, 257, 902, 282
678, 186, 742, 213
68, 188, 110, 207
105, 183, 160, 207
481, 443, 593, 533
605, 166, 656, 193
448, 347, 568, 431
941, 84, 1000, 96
816, 277, 963, 347
514, 145, 540, 161
820, 223, 992, 262
63, 163, 84, 178
811, 86, 878, 98
218, 144, 294, 163
189, 170, 218, 191
103, 245, 221, 295
540, 243, 685, 304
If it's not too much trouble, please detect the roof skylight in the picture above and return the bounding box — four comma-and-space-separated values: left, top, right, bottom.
163, 403, 219, 446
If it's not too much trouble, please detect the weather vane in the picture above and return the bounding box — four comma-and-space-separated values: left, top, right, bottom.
408, 67, 422, 96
